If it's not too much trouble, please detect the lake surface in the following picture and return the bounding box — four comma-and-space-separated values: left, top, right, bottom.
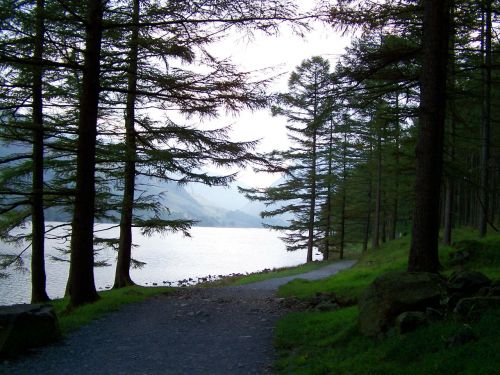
0, 224, 317, 305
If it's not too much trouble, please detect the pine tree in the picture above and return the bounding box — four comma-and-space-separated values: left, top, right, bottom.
245, 56, 333, 262
408, 0, 451, 272
67, 0, 104, 307
109, 0, 304, 287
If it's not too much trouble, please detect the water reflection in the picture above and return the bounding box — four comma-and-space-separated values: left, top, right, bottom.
1, 224, 313, 305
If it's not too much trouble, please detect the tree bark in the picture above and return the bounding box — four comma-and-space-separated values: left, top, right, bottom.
443, 180, 454, 245
114, 0, 139, 288
67, 0, 103, 308
389, 94, 400, 240
479, 0, 492, 237
362, 146, 373, 253
307, 128, 317, 263
408, 0, 450, 272
339, 130, 348, 259
322, 118, 335, 261
372, 122, 382, 250
443, 6, 457, 246
31, 0, 50, 303
306, 77, 321, 263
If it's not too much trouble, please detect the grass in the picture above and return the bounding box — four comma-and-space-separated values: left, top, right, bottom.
51, 285, 173, 334
274, 229, 500, 374
278, 235, 411, 300
233, 261, 329, 285
275, 307, 500, 375
199, 260, 331, 287
50, 261, 329, 334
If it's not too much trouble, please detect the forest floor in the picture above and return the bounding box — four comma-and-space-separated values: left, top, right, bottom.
0, 260, 356, 375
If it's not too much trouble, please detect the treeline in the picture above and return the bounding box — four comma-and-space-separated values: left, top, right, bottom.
245, 0, 500, 267
0, 0, 304, 308
1, 0, 498, 309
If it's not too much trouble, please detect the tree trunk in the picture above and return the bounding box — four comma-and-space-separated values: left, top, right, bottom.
490, 171, 496, 225
114, 0, 140, 288
443, 180, 454, 245
339, 130, 348, 259
390, 94, 400, 240
306, 78, 321, 263
307, 129, 317, 263
479, 0, 492, 237
67, 0, 103, 308
372, 123, 382, 250
362, 146, 373, 252
443, 8, 457, 246
408, 0, 450, 272
322, 119, 336, 261
31, 0, 50, 303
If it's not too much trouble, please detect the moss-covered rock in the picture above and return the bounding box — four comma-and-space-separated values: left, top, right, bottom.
0, 304, 61, 358
395, 311, 428, 335
358, 271, 446, 337
453, 296, 500, 322
448, 240, 483, 266
447, 270, 491, 295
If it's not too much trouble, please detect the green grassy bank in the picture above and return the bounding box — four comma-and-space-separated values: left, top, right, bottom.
52, 286, 172, 334
273, 230, 500, 374
51, 261, 328, 334
203, 260, 331, 287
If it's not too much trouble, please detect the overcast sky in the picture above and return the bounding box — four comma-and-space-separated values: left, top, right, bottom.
206, 8, 350, 188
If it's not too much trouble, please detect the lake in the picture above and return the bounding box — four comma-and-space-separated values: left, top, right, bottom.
0, 223, 317, 305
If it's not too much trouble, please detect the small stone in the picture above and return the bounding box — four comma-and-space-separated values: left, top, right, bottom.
448, 250, 471, 265
395, 311, 428, 335
425, 307, 444, 321
487, 284, 500, 297
445, 325, 477, 348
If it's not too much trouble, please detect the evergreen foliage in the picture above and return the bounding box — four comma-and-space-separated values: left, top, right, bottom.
0, 0, 499, 304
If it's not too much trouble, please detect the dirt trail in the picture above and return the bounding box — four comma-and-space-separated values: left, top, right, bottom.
1, 260, 356, 375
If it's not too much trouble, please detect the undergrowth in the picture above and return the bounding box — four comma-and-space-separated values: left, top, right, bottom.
52, 285, 173, 334
206, 260, 330, 287
274, 229, 500, 374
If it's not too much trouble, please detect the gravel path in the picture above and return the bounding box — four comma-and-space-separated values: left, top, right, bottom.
1, 260, 356, 375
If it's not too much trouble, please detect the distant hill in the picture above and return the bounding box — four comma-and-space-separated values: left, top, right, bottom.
137, 176, 263, 227
238, 176, 293, 226
0, 142, 287, 228
186, 183, 250, 211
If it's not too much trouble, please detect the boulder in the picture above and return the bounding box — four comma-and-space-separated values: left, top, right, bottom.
395, 311, 428, 335
425, 307, 444, 321
448, 250, 471, 266
453, 296, 500, 322
447, 271, 491, 296
445, 325, 477, 348
487, 286, 500, 297
448, 240, 484, 265
483, 280, 500, 297
307, 291, 356, 310
0, 304, 61, 358
358, 271, 446, 337
314, 301, 340, 312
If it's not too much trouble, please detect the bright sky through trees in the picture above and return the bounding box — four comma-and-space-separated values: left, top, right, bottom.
206, 7, 349, 187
